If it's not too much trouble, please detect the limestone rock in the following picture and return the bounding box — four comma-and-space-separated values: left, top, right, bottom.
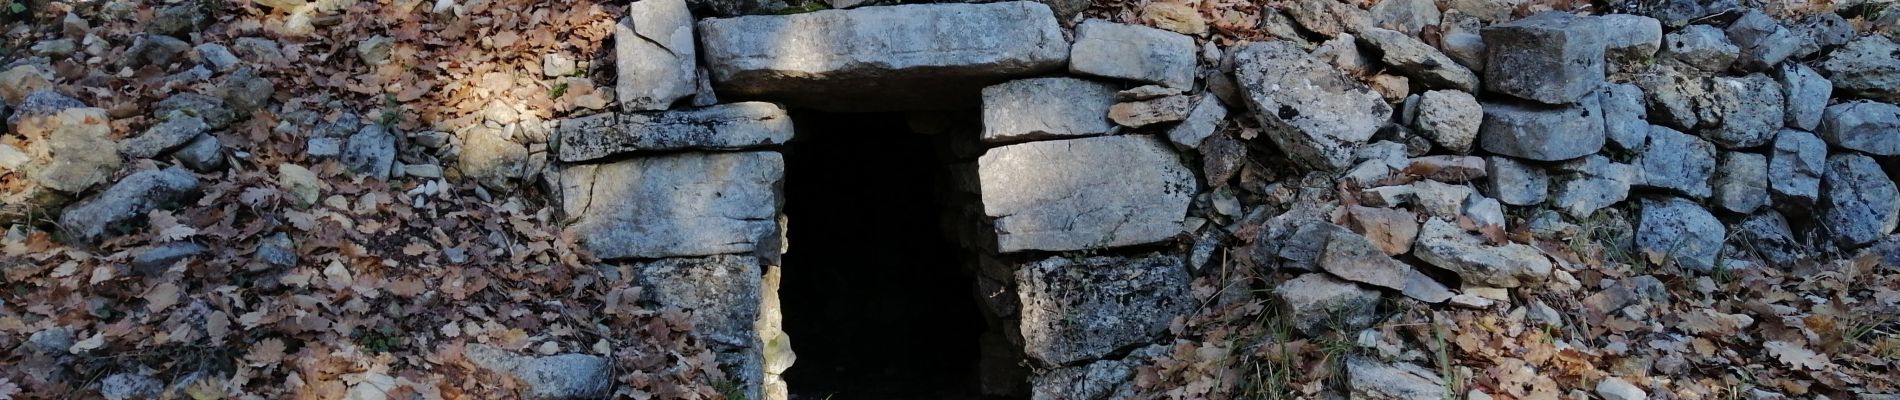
1487, 156, 1549, 206
1820, 154, 1900, 247
1348, 358, 1449, 400
1776, 63, 1831, 131
1635, 61, 1715, 131
617, 0, 697, 111
1403, 155, 1487, 183
5, 94, 121, 196
1478, 95, 1606, 161
1285, 0, 1370, 39
1482, 12, 1605, 104
1769, 129, 1825, 206
1637, 125, 1717, 198
1664, 25, 1739, 72
557, 102, 794, 162
1164, 93, 1228, 149
154, 93, 235, 130
277, 164, 320, 208
172, 133, 225, 172
1275, 273, 1381, 336
341, 125, 396, 180
1817, 101, 1900, 156
1415, 90, 1482, 153
1028, 346, 1164, 399
1017, 253, 1190, 365
131, 242, 208, 276
121, 114, 207, 159
59, 168, 202, 243
1597, 377, 1648, 400
561, 151, 783, 260
1108, 94, 1194, 128
1370, 0, 1438, 35
978, 135, 1194, 252
1705, 74, 1784, 148
1234, 41, 1391, 170
1412, 218, 1552, 288
1070, 19, 1198, 89
464, 345, 614, 400
219, 68, 273, 116
1636, 196, 1725, 271
1711, 152, 1769, 214
1725, 10, 1800, 72
1357, 28, 1480, 92
1440, 32, 1487, 73
461, 126, 530, 191
1817, 35, 1900, 103
1600, 83, 1649, 150
0, 64, 53, 105
1789, 12, 1855, 57
1320, 227, 1450, 303
1141, 2, 1206, 35
1737, 211, 1803, 266
980, 77, 1117, 144
1601, 14, 1663, 75
1345, 206, 1421, 256
256, 232, 298, 268
697, 2, 1068, 111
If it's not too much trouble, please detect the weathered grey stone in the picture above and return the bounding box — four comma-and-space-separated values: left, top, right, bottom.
1285, 0, 1370, 38
1108, 94, 1194, 128
465, 345, 614, 400
122, 115, 207, 159
1705, 74, 1784, 148
131, 242, 208, 275
561, 151, 782, 260
1635, 61, 1714, 131
1445, 0, 1515, 23
1234, 41, 1391, 170
1482, 12, 1606, 104
618, 0, 696, 111
1487, 156, 1549, 206
1017, 252, 1190, 365
5, 95, 120, 195
1070, 19, 1197, 89
1412, 218, 1552, 287
256, 232, 298, 268
1725, 10, 1801, 72
1440, 32, 1487, 73
1250, 198, 1343, 271
462, 126, 530, 191
1817, 101, 1900, 156
1636, 196, 1725, 271
1164, 93, 1228, 149
1409, 179, 1478, 221
1820, 154, 1900, 247
1770, 129, 1826, 206
1369, 0, 1438, 35
196, 43, 241, 72
557, 102, 794, 162
1320, 228, 1444, 302
1027, 346, 1165, 400
1600, 83, 1649, 150
153, 92, 235, 130
1275, 273, 1381, 336
342, 125, 396, 180
172, 133, 224, 172
1478, 95, 1606, 161
1358, 28, 1479, 92
1777, 63, 1832, 131
1348, 358, 1449, 400
978, 135, 1194, 252
219, 68, 273, 117
1790, 12, 1855, 57
1712, 152, 1769, 214
980, 77, 1117, 144
59, 168, 201, 243
1602, 14, 1664, 75
1312, 33, 1375, 77
1403, 155, 1487, 183
1638, 125, 1717, 198
1737, 210, 1803, 266
100, 372, 163, 400
1817, 36, 1900, 103
1345, 206, 1420, 256
631, 255, 762, 350
697, 2, 1068, 111
1664, 25, 1739, 72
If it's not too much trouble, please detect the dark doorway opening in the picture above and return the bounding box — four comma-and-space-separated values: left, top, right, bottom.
779, 111, 998, 399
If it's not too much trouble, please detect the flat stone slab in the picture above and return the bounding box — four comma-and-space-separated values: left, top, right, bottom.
561, 151, 783, 260
1016, 252, 1190, 365
977, 135, 1195, 253
1068, 19, 1197, 89
980, 77, 1118, 144
556, 102, 794, 162
697, 1, 1068, 111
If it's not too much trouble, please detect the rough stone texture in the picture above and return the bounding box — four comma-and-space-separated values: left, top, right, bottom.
1275, 273, 1381, 336
1478, 95, 1606, 161
617, 0, 696, 111
173, 133, 225, 172
1817, 101, 1900, 156
1482, 12, 1606, 104
1770, 129, 1826, 206
1487, 156, 1549, 206
1712, 152, 1769, 214
1725, 10, 1800, 72
1319, 228, 1449, 303
697, 2, 1069, 111
462, 126, 530, 191
153, 92, 235, 130
256, 232, 298, 268
980, 77, 1118, 144
1069, 19, 1197, 89
342, 125, 396, 180
1737, 210, 1803, 266
1597, 377, 1648, 400
1415, 90, 1482, 154
557, 102, 794, 162
1777, 63, 1831, 131
1285, 0, 1370, 39
4, 96, 121, 197
1637, 196, 1726, 271
1345, 206, 1420, 256
59, 168, 202, 243
1664, 25, 1739, 72
1817, 36, 1900, 103
1441, 32, 1487, 73
1413, 218, 1552, 288
1109, 95, 1194, 128
1369, 0, 1438, 35
1790, 12, 1855, 57
1820, 153, 1900, 247
561, 151, 783, 260
1016, 253, 1190, 366
1638, 125, 1717, 198
1706, 74, 1784, 148
1348, 358, 1449, 400
629, 255, 766, 397
1028, 346, 1165, 400
1357, 28, 1479, 91
131, 242, 208, 276
121, 115, 207, 159
1234, 41, 1391, 170
1601, 14, 1663, 75
100, 372, 163, 400
978, 135, 1194, 252
1600, 83, 1649, 150
1635, 61, 1715, 131
465, 345, 614, 400
1164, 93, 1228, 149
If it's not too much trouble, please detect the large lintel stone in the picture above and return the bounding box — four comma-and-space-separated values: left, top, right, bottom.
561, 151, 783, 260
696, 1, 1068, 111
977, 135, 1195, 253
556, 102, 794, 162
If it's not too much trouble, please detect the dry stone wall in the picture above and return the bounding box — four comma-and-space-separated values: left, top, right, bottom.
559, 0, 1900, 398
